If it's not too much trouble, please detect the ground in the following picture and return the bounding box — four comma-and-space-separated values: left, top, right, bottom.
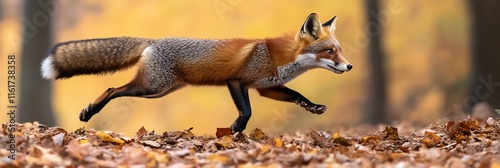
1, 117, 499, 167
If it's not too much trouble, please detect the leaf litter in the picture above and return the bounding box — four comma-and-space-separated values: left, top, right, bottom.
0, 116, 499, 167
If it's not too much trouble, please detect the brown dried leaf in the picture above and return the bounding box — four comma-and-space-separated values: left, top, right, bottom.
136, 126, 148, 138
260, 144, 270, 155
383, 126, 399, 140
140, 140, 161, 148
51, 133, 65, 146
6, 118, 500, 167
398, 146, 410, 153
460, 118, 479, 132
96, 131, 125, 145
361, 136, 380, 145
273, 137, 285, 148
216, 127, 232, 138
421, 131, 441, 147
445, 118, 480, 142
332, 132, 351, 146
445, 121, 460, 139
249, 128, 268, 140
179, 128, 195, 139
215, 136, 234, 149
311, 131, 333, 148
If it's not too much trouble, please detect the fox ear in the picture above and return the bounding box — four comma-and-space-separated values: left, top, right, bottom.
322, 16, 337, 35
299, 13, 324, 40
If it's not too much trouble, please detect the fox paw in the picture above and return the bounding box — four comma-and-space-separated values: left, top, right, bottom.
230, 124, 245, 133
79, 103, 93, 122
297, 101, 327, 114
306, 104, 327, 114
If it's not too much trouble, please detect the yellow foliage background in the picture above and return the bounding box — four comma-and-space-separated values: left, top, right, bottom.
0, 0, 470, 136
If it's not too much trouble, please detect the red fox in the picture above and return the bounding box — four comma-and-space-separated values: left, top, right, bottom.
41, 13, 352, 132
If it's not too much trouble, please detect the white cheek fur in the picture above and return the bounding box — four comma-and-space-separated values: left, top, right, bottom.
318, 58, 349, 71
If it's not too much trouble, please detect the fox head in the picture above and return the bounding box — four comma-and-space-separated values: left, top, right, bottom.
296, 13, 352, 74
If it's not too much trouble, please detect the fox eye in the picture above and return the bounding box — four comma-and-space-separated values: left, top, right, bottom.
326, 49, 334, 55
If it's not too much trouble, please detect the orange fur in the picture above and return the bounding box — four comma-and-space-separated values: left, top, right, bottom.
266, 33, 300, 67
178, 39, 257, 85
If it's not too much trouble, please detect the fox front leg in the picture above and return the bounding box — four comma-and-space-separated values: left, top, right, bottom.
226, 81, 252, 133
257, 86, 326, 114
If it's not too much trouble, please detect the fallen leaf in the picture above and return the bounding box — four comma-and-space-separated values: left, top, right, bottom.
332, 132, 351, 146
96, 131, 125, 145
141, 140, 161, 148
383, 126, 399, 140
181, 127, 195, 139
136, 126, 148, 138
398, 146, 410, 153
361, 136, 380, 145
4, 118, 500, 167
215, 136, 234, 149
216, 127, 232, 138
168, 128, 195, 141
249, 128, 268, 141
51, 133, 65, 146
445, 121, 460, 139
311, 131, 333, 148
421, 131, 441, 148
460, 118, 479, 132
260, 144, 270, 155
273, 137, 285, 148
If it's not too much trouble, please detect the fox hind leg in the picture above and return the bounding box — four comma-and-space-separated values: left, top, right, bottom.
79, 75, 183, 122
79, 83, 140, 122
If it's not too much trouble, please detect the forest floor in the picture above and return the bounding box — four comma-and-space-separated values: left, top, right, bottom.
1, 116, 499, 167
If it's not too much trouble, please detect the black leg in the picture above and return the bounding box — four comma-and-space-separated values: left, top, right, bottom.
79, 84, 149, 122
226, 81, 251, 133
79, 82, 183, 122
257, 85, 326, 114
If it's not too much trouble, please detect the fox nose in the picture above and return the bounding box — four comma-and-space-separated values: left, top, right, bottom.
347, 64, 353, 71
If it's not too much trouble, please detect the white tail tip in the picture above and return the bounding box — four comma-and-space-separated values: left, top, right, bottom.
41, 56, 58, 79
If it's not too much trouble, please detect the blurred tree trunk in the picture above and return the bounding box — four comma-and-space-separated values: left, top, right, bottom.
18, 0, 57, 126
0, 1, 3, 21
468, 0, 500, 111
363, 0, 387, 124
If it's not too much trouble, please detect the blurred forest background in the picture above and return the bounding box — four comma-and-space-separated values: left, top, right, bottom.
1, 0, 499, 136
